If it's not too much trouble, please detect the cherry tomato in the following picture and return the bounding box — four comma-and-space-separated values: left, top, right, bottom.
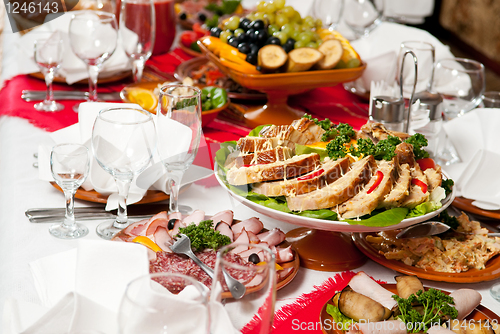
180, 31, 198, 48
417, 157, 436, 171
192, 22, 209, 38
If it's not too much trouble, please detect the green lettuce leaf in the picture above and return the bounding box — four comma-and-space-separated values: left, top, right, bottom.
344, 208, 409, 227
295, 144, 329, 161
248, 124, 270, 137
326, 304, 355, 331
406, 186, 445, 218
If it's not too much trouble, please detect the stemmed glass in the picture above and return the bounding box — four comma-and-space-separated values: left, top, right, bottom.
398, 41, 435, 96
156, 85, 202, 213
49, 144, 90, 239
343, 0, 384, 38
312, 0, 344, 31
431, 58, 485, 165
33, 37, 65, 112
91, 107, 157, 239
119, 0, 155, 82
69, 11, 118, 107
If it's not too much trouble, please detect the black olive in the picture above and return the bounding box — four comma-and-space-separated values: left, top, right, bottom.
248, 253, 260, 264
245, 28, 257, 42
249, 19, 265, 31
282, 43, 293, 53
167, 218, 178, 230
254, 29, 268, 45
198, 13, 207, 22
249, 43, 260, 55
210, 27, 222, 38
228, 36, 240, 48
285, 38, 296, 46
266, 36, 281, 46
179, 13, 187, 20
238, 42, 251, 54
246, 52, 258, 65
239, 17, 251, 31
256, 65, 262, 72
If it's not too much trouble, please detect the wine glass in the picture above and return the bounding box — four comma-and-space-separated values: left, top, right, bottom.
69, 11, 118, 107
119, 0, 155, 82
91, 107, 157, 239
343, 0, 384, 38
119, 272, 210, 334
432, 58, 485, 165
482, 91, 500, 108
33, 37, 65, 112
312, 0, 344, 31
398, 41, 435, 96
49, 144, 90, 239
156, 84, 202, 213
211, 243, 276, 333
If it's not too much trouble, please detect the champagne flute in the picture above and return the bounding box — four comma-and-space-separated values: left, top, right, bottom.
33, 37, 64, 112
119, 0, 155, 82
312, 0, 344, 31
69, 11, 118, 106
91, 107, 157, 239
49, 144, 90, 239
343, 0, 384, 38
156, 85, 202, 213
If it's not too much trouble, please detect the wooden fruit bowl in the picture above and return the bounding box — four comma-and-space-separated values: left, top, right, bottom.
197, 37, 366, 127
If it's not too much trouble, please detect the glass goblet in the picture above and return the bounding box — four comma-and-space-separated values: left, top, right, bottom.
49, 143, 90, 239
343, 0, 384, 38
33, 37, 65, 112
119, 0, 155, 82
69, 11, 118, 106
211, 243, 276, 333
119, 272, 210, 334
156, 84, 202, 213
312, 0, 344, 31
91, 107, 157, 239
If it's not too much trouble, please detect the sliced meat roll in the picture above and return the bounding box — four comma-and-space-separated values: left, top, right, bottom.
424, 164, 442, 192
337, 159, 397, 219
260, 124, 315, 145
379, 163, 411, 209
236, 136, 295, 153
251, 157, 349, 197
291, 117, 326, 143
227, 146, 293, 168
359, 122, 410, 144
401, 165, 430, 209
286, 155, 375, 211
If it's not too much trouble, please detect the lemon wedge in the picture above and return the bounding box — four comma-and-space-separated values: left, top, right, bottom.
133, 236, 162, 252
256, 261, 284, 271
127, 88, 158, 113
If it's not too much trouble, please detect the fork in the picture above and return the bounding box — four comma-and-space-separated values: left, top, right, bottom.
170, 234, 246, 299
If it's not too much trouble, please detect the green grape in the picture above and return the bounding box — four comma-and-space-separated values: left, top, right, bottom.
219, 30, 232, 43
263, 1, 276, 14
264, 13, 275, 25
226, 16, 240, 31
234, 28, 244, 37
347, 58, 361, 68
273, 31, 288, 45
273, 0, 286, 10
335, 60, 347, 69
281, 6, 295, 18
301, 23, 314, 31
290, 30, 301, 40
298, 31, 313, 44
256, 1, 266, 12
275, 14, 288, 26
294, 40, 306, 49
291, 10, 302, 23
312, 32, 320, 41
268, 24, 279, 35
317, 39, 323, 46
254, 12, 265, 21
315, 18, 323, 28
306, 41, 318, 48
246, 13, 256, 21
280, 23, 293, 36
303, 15, 315, 27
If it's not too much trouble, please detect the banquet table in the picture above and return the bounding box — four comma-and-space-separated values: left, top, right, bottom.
1, 20, 500, 334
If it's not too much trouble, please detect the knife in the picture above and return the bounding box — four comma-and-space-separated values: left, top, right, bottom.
21, 90, 122, 101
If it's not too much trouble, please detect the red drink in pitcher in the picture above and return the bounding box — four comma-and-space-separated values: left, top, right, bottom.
117, 0, 176, 55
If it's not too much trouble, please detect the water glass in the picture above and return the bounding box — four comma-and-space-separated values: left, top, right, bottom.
211, 243, 276, 333
119, 272, 210, 334
119, 0, 155, 82
483, 91, 500, 108
91, 107, 157, 239
49, 144, 90, 239
156, 84, 202, 213
343, 0, 384, 38
312, 0, 344, 31
33, 37, 64, 112
398, 41, 435, 96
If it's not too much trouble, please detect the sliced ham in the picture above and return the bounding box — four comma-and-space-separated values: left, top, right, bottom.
427, 326, 455, 334
232, 217, 264, 236
275, 245, 294, 263
246, 231, 260, 244
238, 248, 264, 262
215, 221, 233, 243
348, 271, 397, 310
347, 320, 407, 334
168, 219, 185, 238
182, 209, 206, 225
145, 218, 170, 236
256, 228, 285, 247
153, 226, 173, 252
210, 210, 234, 226
168, 211, 182, 220
229, 229, 250, 254
450, 289, 482, 320
122, 217, 150, 236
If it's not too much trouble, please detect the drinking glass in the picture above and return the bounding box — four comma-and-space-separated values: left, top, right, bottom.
156, 84, 202, 213
343, 0, 384, 38
211, 243, 276, 333
432, 58, 485, 165
69, 11, 118, 106
91, 107, 157, 239
49, 144, 90, 239
119, 272, 210, 334
482, 91, 500, 108
119, 0, 155, 82
398, 41, 435, 96
33, 37, 64, 112
312, 0, 344, 31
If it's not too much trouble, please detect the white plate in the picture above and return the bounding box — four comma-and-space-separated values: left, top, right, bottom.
215, 165, 455, 233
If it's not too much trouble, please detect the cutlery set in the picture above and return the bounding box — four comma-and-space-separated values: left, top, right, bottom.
21, 90, 122, 102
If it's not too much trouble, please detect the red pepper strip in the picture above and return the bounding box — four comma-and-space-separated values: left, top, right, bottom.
367, 170, 384, 194
412, 178, 428, 193
297, 168, 325, 181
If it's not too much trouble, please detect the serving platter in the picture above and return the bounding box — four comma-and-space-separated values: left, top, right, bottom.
351, 232, 500, 283
319, 284, 500, 334
453, 196, 500, 220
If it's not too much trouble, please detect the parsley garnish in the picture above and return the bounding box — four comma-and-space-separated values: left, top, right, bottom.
436, 210, 459, 230
404, 133, 429, 160
177, 220, 231, 252
392, 288, 458, 333
303, 114, 332, 131
441, 179, 454, 197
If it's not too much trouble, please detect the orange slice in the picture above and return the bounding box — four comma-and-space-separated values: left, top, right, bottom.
127, 88, 158, 113
133, 236, 162, 252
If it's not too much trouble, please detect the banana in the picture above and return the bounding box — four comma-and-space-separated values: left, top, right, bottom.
286, 47, 324, 72
258, 45, 288, 71
315, 39, 343, 70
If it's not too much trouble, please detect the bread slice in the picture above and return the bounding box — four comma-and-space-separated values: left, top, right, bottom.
226, 146, 293, 169
287, 155, 376, 211
226, 153, 321, 186
337, 159, 397, 219
236, 136, 295, 153
252, 156, 349, 197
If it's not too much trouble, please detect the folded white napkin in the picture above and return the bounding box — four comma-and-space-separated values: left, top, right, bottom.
384, 0, 435, 24
38, 102, 213, 210
350, 22, 455, 94
17, 11, 130, 85
442, 108, 500, 209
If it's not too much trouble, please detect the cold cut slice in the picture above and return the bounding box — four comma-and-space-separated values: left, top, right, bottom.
347, 320, 407, 334
449, 289, 482, 320
348, 271, 397, 310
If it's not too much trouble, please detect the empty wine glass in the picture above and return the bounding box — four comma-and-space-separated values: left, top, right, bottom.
432, 57, 485, 165
49, 144, 90, 239
312, 0, 344, 31
343, 0, 384, 38
91, 107, 157, 239
69, 11, 118, 107
119, 0, 155, 82
398, 41, 435, 96
156, 85, 202, 213
33, 36, 64, 112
